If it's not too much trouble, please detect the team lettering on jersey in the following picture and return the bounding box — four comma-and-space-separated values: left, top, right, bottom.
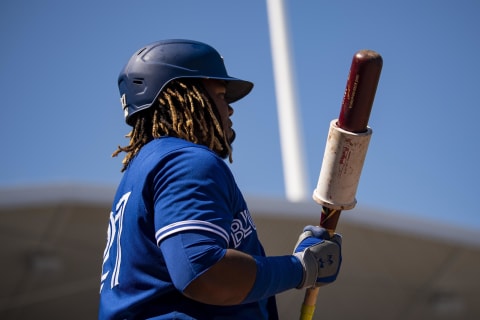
230, 209, 256, 248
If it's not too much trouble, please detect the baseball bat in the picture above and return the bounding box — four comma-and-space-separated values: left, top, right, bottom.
299, 50, 383, 320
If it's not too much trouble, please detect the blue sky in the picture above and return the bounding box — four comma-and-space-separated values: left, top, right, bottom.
1, 1, 479, 231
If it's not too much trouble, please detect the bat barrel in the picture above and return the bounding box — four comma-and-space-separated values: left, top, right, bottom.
312, 50, 382, 211
338, 50, 383, 133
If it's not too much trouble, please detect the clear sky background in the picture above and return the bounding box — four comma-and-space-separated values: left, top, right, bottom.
1, 1, 479, 231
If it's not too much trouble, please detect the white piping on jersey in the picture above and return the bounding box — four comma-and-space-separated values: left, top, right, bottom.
156, 220, 230, 246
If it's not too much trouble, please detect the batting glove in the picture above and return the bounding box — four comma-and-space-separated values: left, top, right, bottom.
293, 225, 342, 289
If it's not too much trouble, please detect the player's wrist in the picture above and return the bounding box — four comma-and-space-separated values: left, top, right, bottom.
242, 255, 303, 303
293, 251, 317, 289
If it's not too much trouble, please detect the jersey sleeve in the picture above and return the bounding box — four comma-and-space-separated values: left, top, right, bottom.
151, 146, 236, 290
152, 146, 235, 248
159, 230, 227, 291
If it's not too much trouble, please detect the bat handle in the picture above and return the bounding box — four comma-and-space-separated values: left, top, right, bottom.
300, 207, 340, 320
300, 288, 319, 320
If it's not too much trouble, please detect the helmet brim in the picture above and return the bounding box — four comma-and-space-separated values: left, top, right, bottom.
224, 78, 254, 103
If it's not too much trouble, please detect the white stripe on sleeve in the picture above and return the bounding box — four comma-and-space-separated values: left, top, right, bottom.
156, 220, 229, 246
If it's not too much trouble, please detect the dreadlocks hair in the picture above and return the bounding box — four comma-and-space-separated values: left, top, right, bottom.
112, 79, 233, 172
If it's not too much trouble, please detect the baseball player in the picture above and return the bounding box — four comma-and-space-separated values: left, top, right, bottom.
99, 39, 342, 319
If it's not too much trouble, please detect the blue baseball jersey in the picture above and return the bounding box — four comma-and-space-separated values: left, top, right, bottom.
99, 137, 278, 319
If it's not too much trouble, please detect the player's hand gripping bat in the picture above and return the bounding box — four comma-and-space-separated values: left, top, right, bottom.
299, 50, 383, 320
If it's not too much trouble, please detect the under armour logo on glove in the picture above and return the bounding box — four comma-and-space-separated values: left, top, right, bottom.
318, 255, 335, 268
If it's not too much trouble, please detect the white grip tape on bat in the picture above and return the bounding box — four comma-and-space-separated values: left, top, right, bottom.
313, 119, 372, 210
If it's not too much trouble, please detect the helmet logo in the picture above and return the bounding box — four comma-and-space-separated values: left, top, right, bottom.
120, 94, 127, 109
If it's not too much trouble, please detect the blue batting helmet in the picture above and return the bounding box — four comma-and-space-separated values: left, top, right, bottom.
118, 39, 254, 126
